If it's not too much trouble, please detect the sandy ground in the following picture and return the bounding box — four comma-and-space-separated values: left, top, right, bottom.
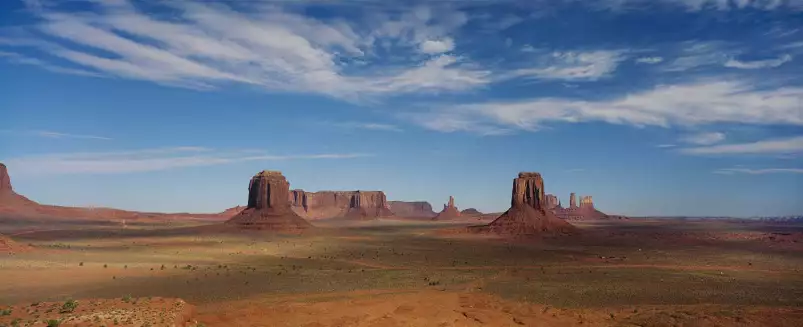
1, 218, 802, 326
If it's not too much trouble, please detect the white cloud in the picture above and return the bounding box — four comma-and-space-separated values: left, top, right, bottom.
714, 168, 803, 174
663, 41, 734, 71
656, 144, 678, 148
332, 122, 403, 132
2, 147, 370, 175
635, 56, 664, 64
680, 132, 725, 145
419, 38, 455, 54
0, 129, 112, 140
0, 1, 488, 100
724, 54, 792, 69
598, 0, 803, 11
680, 136, 803, 155
410, 80, 803, 134
509, 50, 626, 81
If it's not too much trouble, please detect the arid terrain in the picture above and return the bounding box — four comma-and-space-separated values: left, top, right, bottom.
2, 218, 803, 327
2, 168, 803, 326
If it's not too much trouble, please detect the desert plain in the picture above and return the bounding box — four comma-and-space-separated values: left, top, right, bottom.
1, 168, 803, 327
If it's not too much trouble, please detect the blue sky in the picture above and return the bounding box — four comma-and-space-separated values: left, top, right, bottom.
1, 0, 802, 217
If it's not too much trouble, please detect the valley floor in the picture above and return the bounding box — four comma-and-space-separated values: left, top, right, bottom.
1, 218, 802, 326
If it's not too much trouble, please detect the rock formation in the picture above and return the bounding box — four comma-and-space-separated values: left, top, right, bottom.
0, 234, 31, 254
460, 208, 483, 216
545, 194, 560, 210
0, 163, 37, 209
478, 172, 576, 236
289, 190, 393, 220
226, 171, 312, 231
433, 196, 461, 220
569, 192, 577, 208
388, 201, 436, 218
553, 193, 610, 220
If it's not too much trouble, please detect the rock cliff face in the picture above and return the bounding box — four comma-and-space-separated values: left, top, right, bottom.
226, 171, 312, 231
0, 163, 11, 193
388, 201, 436, 218
479, 172, 576, 236
545, 194, 560, 210
569, 192, 577, 208
0, 163, 37, 209
289, 190, 393, 220
433, 196, 461, 220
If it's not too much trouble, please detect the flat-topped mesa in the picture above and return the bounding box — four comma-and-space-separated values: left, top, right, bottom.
226, 171, 312, 231
0, 163, 11, 193
433, 195, 461, 220
388, 201, 436, 218
479, 172, 577, 236
288, 190, 393, 220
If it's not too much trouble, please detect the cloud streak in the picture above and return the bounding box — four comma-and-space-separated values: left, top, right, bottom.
2, 0, 490, 100
680, 136, 803, 155
680, 132, 725, 145
2, 147, 371, 175
724, 54, 792, 69
714, 168, 803, 174
411, 80, 803, 134
1, 129, 112, 140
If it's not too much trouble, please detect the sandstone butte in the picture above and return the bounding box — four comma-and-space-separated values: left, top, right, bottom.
0, 163, 38, 210
460, 208, 483, 216
475, 172, 577, 236
433, 196, 461, 220
226, 170, 313, 231
388, 201, 436, 218
289, 189, 394, 220
551, 193, 611, 220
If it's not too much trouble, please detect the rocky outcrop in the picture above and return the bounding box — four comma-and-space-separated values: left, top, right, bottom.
388, 201, 436, 218
545, 194, 560, 210
461, 208, 482, 216
553, 193, 610, 220
433, 196, 461, 220
477, 172, 576, 236
0, 234, 32, 254
0, 163, 37, 209
226, 171, 312, 231
569, 192, 577, 208
289, 190, 393, 220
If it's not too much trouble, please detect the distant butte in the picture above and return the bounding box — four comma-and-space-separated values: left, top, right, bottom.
388, 201, 436, 218
473, 172, 576, 236
226, 171, 313, 231
289, 190, 394, 220
552, 193, 612, 220
433, 196, 461, 220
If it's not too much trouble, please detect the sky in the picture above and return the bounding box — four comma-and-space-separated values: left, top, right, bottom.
1, 0, 802, 217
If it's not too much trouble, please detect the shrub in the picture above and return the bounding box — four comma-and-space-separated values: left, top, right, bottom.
122, 294, 132, 303
46, 319, 61, 327
0, 308, 12, 316
59, 300, 78, 313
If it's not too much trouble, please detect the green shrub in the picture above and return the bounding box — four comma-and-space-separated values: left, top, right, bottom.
0, 308, 12, 316
45, 319, 61, 327
59, 300, 77, 314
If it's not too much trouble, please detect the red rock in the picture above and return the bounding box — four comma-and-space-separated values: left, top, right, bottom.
0, 234, 32, 254
433, 196, 461, 220
569, 192, 577, 208
545, 194, 560, 210
460, 208, 483, 216
477, 172, 576, 236
289, 190, 393, 220
553, 193, 610, 220
0, 163, 38, 210
226, 171, 312, 231
388, 201, 436, 218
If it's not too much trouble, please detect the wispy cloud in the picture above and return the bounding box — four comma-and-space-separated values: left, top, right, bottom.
724, 54, 792, 69
410, 80, 803, 134
679, 132, 725, 145
2, 147, 371, 175
331, 122, 404, 132
508, 50, 626, 81
2, 0, 489, 100
714, 168, 803, 175
680, 136, 803, 155
656, 144, 677, 148
419, 38, 455, 54
1, 129, 112, 140
635, 56, 664, 64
